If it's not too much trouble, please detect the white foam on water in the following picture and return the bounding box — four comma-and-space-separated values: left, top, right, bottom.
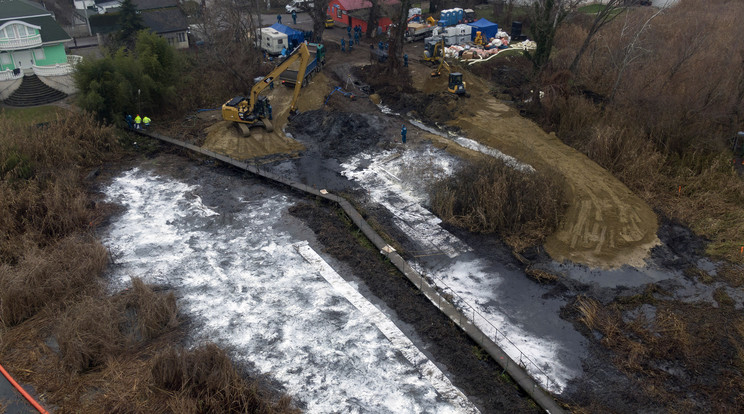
341, 148, 470, 259
408, 119, 534, 172
340, 148, 578, 392
101, 167, 477, 413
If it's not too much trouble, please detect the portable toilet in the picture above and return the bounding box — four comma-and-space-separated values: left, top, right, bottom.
260, 27, 289, 55
453, 8, 463, 24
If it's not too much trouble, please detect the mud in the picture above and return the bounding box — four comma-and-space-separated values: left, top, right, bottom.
287, 110, 388, 160
288, 201, 542, 414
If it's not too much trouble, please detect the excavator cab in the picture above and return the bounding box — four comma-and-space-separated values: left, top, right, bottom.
448, 72, 468, 97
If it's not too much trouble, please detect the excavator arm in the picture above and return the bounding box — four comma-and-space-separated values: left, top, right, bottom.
249, 42, 311, 114
431, 56, 451, 77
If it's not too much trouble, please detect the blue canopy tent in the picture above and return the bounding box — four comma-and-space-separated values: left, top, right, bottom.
270, 23, 305, 48
468, 18, 498, 41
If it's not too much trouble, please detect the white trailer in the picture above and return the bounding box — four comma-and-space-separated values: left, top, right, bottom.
260, 27, 289, 55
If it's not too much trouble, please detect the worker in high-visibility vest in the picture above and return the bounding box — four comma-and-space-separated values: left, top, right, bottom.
134, 114, 141, 129
143, 115, 151, 129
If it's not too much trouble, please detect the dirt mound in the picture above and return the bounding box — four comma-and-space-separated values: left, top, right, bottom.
287, 110, 389, 159
400, 55, 660, 269
202, 121, 304, 161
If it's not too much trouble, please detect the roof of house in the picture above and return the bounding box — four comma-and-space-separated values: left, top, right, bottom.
23, 15, 72, 42
332, 0, 399, 11
0, 0, 51, 20
141, 8, 187, 34
132, 0, 178, 10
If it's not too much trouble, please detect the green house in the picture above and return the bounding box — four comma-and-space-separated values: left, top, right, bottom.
0, 0, 78, 79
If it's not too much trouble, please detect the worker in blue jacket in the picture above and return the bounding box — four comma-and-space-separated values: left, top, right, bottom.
340, 38, 345, 52
401, 124, 407, 143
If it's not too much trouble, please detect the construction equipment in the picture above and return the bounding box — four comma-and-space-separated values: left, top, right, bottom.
325, 15, 334, 28
423, 37, 444, 62
426, 16, 437, 26
430, 55, 451, 78
448, 72, 468, 97
222, 42, 313, 136
473, 31, 485, 47
279, 43, 325, 87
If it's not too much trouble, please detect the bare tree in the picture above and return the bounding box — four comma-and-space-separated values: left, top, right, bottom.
193, 0, 263, 92
569, 0, 627, 74
386, 0, 410, 73
608, 5, 664, 100
526, 0, 581, 73
300, 0, 331, 42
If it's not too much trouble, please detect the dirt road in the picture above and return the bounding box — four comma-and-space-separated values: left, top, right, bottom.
204, 43, 659, 269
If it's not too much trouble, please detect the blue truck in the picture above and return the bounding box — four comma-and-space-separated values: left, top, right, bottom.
279, 43, 326, 87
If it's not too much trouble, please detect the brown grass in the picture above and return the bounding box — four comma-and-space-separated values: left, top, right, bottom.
0, 235, 108, 327
0, 111, 298, 412
430, 157, 565, 251
539, 0, 744, 264
572, 291, 744, 412
151, 344, 298, 414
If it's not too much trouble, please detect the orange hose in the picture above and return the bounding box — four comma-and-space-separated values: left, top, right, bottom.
0, 363, 49, 414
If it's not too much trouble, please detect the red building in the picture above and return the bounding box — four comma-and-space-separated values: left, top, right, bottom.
327, 0, 401, 34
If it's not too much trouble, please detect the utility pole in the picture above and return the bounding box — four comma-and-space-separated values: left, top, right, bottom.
137, 88, 141, 114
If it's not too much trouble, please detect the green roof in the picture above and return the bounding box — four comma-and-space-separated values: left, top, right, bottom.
0, 0, 50, 20
23, 15, 71, 43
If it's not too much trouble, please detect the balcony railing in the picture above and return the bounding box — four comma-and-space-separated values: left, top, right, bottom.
0, 34, 42, 50
32, 56, 83, 77
67, 55, 83, 65
33, 63, 73, 77
0, 68, 23, 81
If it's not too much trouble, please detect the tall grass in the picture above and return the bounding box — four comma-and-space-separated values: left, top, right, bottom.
151, 344, 298, 414
0, 111, 298, 412
541, 0, 744, 263
430, 157, 565, 250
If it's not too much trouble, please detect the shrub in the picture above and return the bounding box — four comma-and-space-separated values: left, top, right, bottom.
151, 344, 298, 413
430, 157, 565, 249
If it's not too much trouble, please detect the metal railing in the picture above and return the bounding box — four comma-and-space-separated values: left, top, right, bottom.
0, 34, 41, 50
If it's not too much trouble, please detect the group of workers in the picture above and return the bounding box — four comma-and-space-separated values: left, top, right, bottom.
341, 25, 363, 53
125, 113, 151, 130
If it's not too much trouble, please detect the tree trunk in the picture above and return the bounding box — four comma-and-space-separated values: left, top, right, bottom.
366, 0, 380, 39
386, 0, 410, 73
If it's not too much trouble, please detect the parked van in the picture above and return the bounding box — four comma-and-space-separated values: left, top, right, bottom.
286, 0, 313, 13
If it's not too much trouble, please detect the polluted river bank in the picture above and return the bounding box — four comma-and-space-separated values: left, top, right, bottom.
95, 103, 742, 413
95, 47, 743, 412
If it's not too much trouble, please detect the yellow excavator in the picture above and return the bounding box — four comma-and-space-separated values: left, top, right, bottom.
423, 37, 445, 63
430, 54, 468, 97
222, 43, 312, 136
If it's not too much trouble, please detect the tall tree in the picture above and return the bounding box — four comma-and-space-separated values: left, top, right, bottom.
366, 0, 380, 39
305, 0, 331, 42
428, 0, 442, 15
385, 0, 409, 73
116, 0, 145, 49
525, 0, 578, 73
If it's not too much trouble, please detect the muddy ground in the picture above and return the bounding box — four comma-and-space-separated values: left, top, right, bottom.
143, 38, 744, 413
